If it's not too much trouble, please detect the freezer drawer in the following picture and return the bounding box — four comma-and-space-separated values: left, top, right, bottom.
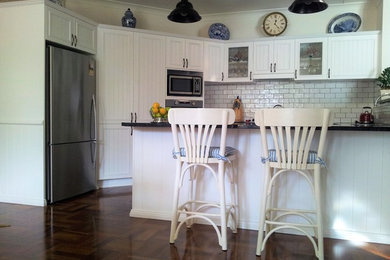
48, 141, 97, 203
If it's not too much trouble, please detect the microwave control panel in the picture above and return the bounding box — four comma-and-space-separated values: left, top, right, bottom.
193, 77, 202, 95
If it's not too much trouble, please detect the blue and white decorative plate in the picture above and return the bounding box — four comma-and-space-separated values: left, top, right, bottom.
327, 13, 361, 33
208, 23, 230, 40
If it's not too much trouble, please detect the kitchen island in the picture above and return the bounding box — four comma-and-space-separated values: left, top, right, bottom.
123, 122, 390, 245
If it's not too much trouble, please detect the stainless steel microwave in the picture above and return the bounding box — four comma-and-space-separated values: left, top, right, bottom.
167, 70, 203, 97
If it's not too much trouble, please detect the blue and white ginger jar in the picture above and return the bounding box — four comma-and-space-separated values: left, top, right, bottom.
122, 8, 136, 28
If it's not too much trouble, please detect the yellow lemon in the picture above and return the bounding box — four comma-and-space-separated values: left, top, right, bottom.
159, 107, 166, 116
152, 107, 159, 114
152, 102, 160, 109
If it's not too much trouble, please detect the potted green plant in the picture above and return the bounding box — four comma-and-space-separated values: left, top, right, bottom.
377, 67, 390, 98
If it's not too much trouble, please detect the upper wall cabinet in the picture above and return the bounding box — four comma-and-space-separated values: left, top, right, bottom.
46, 6, 97, 54
328, 33, 379, 79
166, 37, 203, 71
224, 42, 253, 82
295, 37, 328, 80
253, 39, 294, 79
204, 41, 225, 82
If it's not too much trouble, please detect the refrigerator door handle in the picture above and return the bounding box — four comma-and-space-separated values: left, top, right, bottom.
91, 141, 97, 165
91, 95, 97, 140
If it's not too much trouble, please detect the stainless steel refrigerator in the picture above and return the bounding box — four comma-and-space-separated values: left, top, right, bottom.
46, 45, 97, 204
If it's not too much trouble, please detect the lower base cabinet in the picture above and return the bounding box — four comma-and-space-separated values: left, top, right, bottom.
98, 124, 132, 181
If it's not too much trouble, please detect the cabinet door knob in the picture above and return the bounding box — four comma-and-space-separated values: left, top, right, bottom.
186, 58, 188, 68
71, 34, 74, 46
328, 68, 331, 78
183, 58, 185, 68
74, 35, 78, 47
130, 126, 133, 136
270, 63, 272, 73
222, 72, 224, 81
135, 112, 137, 123
295, 69, 297, 79
274, 63, 276, 72
131, 112, 133, 123
250, 71, 252, 80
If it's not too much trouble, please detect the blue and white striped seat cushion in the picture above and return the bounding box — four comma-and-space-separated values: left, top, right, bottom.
267, 149, 318, 164
178, 146, 237, 158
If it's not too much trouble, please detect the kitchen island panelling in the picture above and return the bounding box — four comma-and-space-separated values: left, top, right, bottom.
125, 124, 390, 245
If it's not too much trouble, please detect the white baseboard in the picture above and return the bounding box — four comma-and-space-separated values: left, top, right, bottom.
324, 228, 390, 245
130, 208, 171, 220
98, 178, 133, 188
0, 195, 45, 206
128, 207, 390, 245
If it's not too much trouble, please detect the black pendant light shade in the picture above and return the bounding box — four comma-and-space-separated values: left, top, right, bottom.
288, 0, 328, 14
168, 0, 201, 23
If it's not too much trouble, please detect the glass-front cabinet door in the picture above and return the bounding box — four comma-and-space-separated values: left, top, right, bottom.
224, 42, 253, 82
295, 38, 328, 80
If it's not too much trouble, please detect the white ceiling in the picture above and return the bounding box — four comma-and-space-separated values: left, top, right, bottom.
110, 0, 369, 14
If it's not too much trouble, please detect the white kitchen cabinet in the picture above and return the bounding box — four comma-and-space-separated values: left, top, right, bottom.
328, 33, 379, 79
97, 28, 134, 124
134, 33, 166, 122
96, 27, 134, 181
98, 124, 132, 180
224, 42, 253, 82
204, 41, 225, 82
295, 37, 328, 80
46, 5, 96, 54
253, 39, 294, 79
166, 37, 203, 71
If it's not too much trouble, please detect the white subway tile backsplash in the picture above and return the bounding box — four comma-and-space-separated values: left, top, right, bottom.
204, 80, 378, 123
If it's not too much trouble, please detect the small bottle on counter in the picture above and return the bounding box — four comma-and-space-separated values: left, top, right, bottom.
233, 96, 243, 123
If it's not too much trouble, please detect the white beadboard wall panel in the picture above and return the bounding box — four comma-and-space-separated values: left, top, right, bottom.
325, 131, 390, 242
131, 128, 176, 215
205, 80, 379, 124
130, 128, 390, 244
381, 136, 390, 234
0, 124, 45, 206
97, 28, 134, 123
98, 124, 132, 180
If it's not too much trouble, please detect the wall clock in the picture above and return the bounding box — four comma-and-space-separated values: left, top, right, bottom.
262, 12, 288, 36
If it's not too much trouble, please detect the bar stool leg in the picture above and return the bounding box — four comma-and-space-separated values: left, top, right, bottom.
256, 166, 272, 256
218, 161, 228, 251
314, 166, 324, 260
170, 161, 182, 244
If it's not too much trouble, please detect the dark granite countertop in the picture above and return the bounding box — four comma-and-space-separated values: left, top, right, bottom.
121, 122, 390, 131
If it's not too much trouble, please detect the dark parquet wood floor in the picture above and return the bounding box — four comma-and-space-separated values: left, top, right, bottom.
0, 186, 389, 260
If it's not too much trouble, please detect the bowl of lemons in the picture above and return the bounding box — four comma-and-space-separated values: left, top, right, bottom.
150, 102, 170, 123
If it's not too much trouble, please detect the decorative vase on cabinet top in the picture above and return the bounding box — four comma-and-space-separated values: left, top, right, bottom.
122, 8, 136, 28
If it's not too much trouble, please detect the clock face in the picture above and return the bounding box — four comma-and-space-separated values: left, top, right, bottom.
263, 12, 287, 36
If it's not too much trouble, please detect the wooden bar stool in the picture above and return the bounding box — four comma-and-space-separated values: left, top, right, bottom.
168, 108, 238, 251
254, 108, 332, 260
